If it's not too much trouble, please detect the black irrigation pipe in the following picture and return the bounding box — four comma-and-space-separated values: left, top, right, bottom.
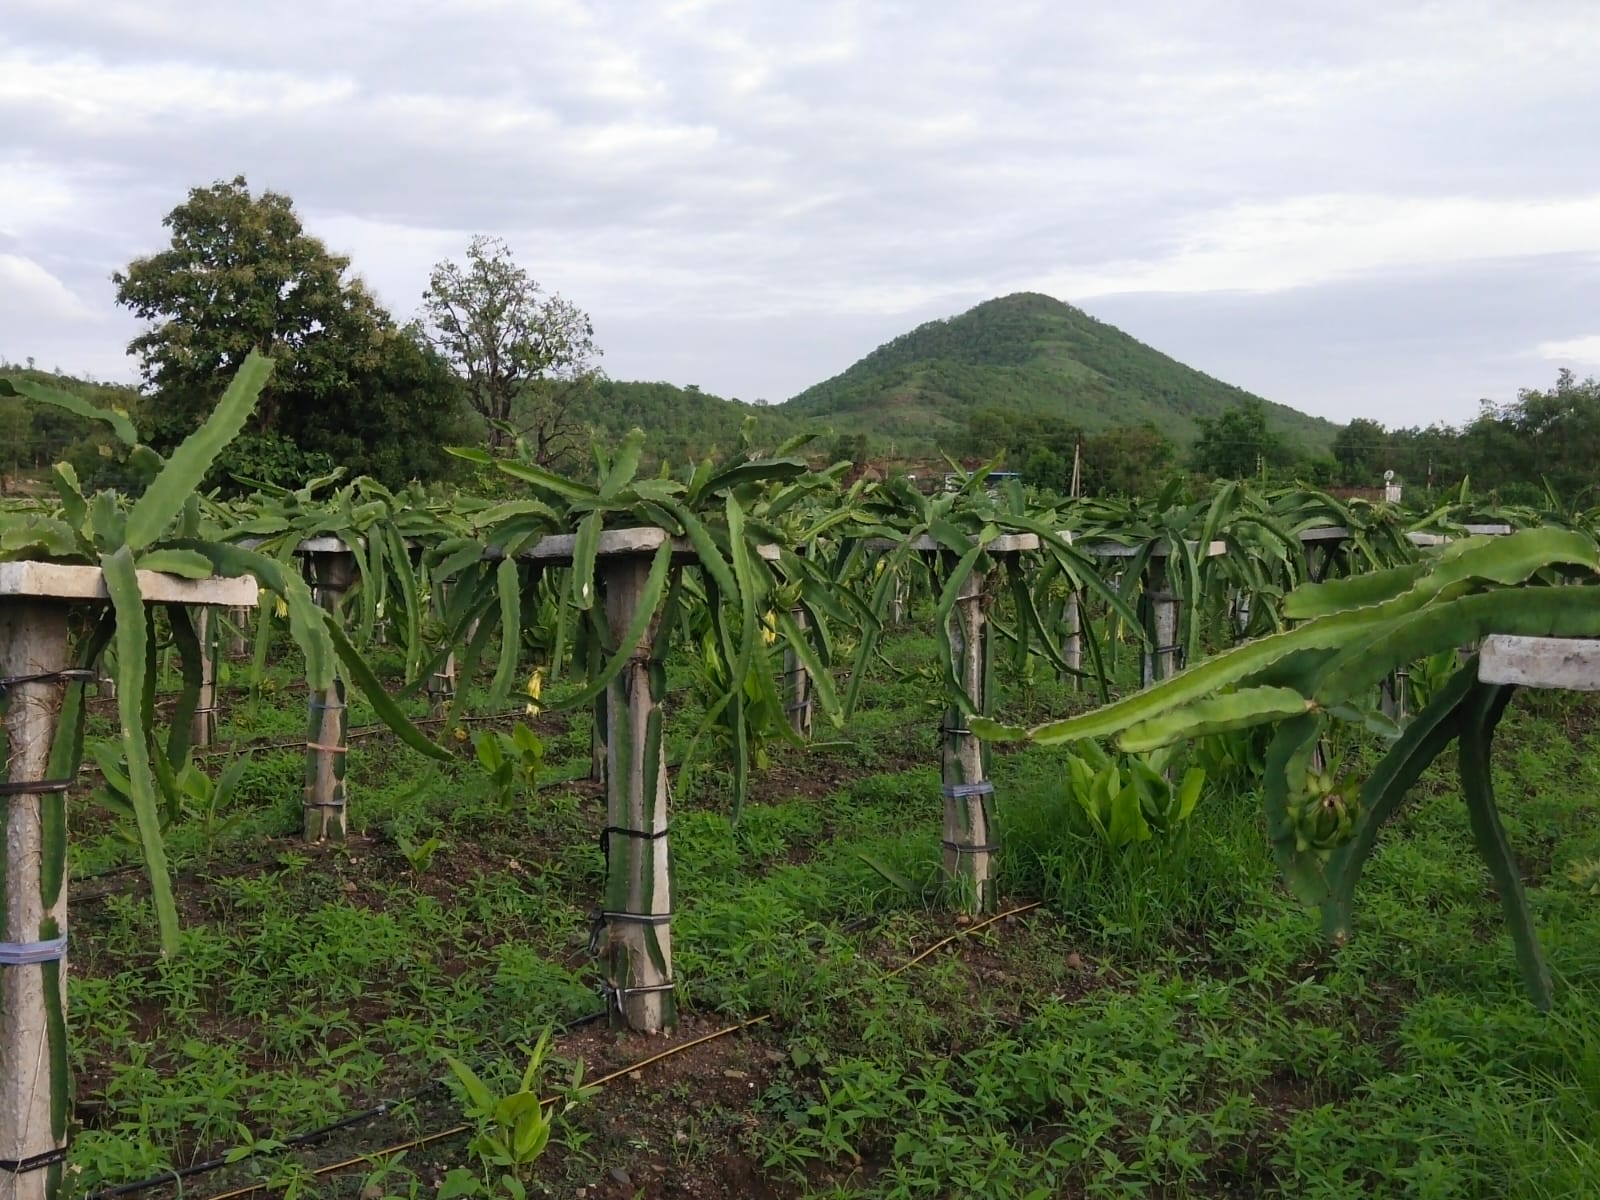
197, 902, 1047, 1200
86, 900, 1029, 1199
188, 707, 536, 759
86, 1009, 610, 1200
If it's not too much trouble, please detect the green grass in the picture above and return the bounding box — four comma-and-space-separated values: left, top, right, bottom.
52, 617, 1600, 1198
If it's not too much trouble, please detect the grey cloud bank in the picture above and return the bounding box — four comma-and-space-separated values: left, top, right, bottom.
2, 0, 1598, 428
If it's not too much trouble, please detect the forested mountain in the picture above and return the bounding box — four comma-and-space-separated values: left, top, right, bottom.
781, 292, 1336, 453
0, 364, 142, 490
569, 379, 800, 462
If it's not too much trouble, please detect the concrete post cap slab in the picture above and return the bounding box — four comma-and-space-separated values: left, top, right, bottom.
0, 561, 260, 607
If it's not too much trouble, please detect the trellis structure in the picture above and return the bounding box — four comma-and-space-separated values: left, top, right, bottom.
513, 527, 781, 1034
298, 538, 358, 842
1077, 539, 1227, 684
868, 532, 1039, 912
0, 562, 255, 1200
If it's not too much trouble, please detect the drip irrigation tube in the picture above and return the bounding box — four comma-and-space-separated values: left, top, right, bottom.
87, 901, 1041, 1200
87, 1010, 610, 1200
190, 901, 1043, 1200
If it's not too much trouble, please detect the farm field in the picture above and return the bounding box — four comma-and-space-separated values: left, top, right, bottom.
65, 620, 1600, 1200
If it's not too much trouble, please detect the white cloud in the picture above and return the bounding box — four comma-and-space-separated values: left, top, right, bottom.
0, 254, 92, 320
4, 0, 1600, 418
0, 162, 88, 238
0, 49, 355, 129
1535, 335, 1600, 367
1046, 195, 1600, 300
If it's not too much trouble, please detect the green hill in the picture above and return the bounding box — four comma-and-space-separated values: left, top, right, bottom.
779, 292, 1336, 453
0, 364, 142, 489
571, 379, 801, 462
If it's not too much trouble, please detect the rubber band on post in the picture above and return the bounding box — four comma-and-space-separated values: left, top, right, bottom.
598, 979, 676, 1013
588, 907, 673, 955
941, 781, 995, 800
599, 824, 669, 869
941, 839, 1003, 856
0, 669, 96, 694
0, 1146, 67, 1175
0, 778, 71, 798
307, 698, 346, 711
306, 742, 348, 754
0, 935, 67, 967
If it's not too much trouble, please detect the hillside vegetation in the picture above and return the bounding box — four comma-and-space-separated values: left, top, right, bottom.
782, 292, 1336, 453
0, 363, 142, 489
567, 379, 800, 463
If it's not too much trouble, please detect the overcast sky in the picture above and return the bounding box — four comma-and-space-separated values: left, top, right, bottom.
2, 0, 1598, 429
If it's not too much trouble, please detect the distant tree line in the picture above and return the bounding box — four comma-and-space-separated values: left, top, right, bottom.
1330, 370, 1600, 505
10, 177, 1597, 507
18, 177, 604, 493
961, 376, 1600, 503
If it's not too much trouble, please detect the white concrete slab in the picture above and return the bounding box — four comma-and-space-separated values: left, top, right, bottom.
0, 561, 259, 606
1408, 524, 1515, 547
1077, 539, 1227, 559
1480, 635, 1600, 691
863, 532, 1040, 555
518, 527, 781, 563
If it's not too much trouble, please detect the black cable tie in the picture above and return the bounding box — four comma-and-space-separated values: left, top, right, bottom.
599, 824, 669, 869
0, 669, 96, 694
599, 979, 676, 1009
588, 907, 673, 955
0, 1145, 67, 1174
941, 839, 1003, 855
941, 726, 973, 737
300, 800, 347, 809
0, 778, 72, 797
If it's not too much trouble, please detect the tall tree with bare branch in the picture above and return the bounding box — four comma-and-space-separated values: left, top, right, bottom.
420, 235, 601, 460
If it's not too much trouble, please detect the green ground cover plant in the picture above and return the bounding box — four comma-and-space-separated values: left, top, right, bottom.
52, 598, 1600, 1200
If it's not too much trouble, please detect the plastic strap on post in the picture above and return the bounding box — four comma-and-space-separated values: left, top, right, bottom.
941, 781, 995, 800
305, 743, 348, 754
0, 778, 72, 798
598, 979, 676, 1013
588, 907, 673, 955
0, 935, 67, 967
308, 698, 346, 711
0, 1146, 67, 1175
599, 824, 669, 869
941, 839, 1003, 856
0, 669, 96, 694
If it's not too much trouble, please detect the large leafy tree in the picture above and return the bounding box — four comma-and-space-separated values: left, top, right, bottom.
1331, 417, 1387, 485
113, 176, 466, 487
420, 235, 601, 461
1083, 423, 1177, 498
1191, 398, 1286, 480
